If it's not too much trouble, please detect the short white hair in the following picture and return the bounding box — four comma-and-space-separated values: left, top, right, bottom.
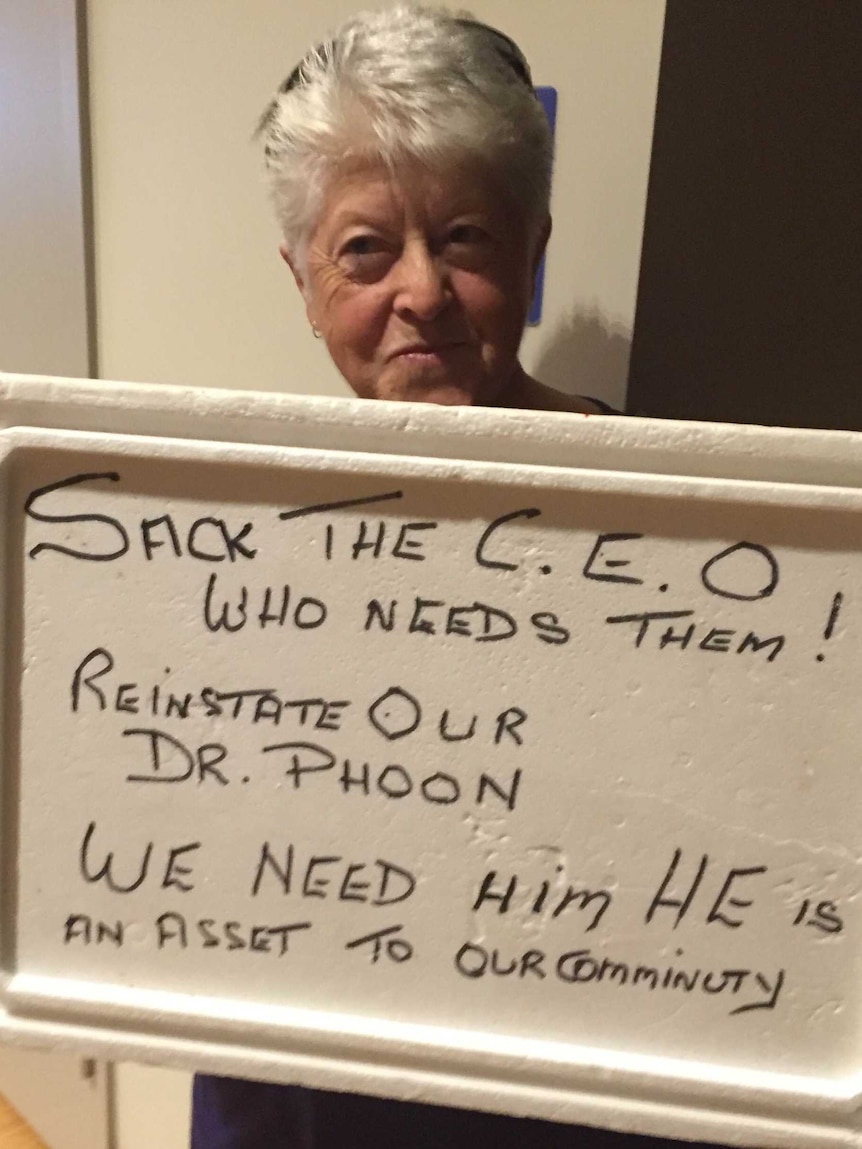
257, 5, 553, 264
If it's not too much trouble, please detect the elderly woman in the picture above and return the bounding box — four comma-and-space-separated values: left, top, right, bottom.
259, 4, 615, 416
193, 6, 653, 1149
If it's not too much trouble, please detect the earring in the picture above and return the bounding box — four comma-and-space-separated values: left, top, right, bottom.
311, 325, 322, 340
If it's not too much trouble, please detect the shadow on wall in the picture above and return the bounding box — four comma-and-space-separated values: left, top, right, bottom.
535, 306, 631, 413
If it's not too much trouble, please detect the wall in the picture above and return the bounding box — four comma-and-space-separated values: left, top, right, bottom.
0, 4, 108, 1144
87, 0, 665, 411
0, 1049, 109, 1149
0, 0, 92, 377
627, 1, 862, 430
0, 4, 108, 1142
113, 1065, 192, 1149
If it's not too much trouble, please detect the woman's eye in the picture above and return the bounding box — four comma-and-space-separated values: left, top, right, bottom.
447, 224, 488, 246
341, 235, 385, 257
337, 236, 393, 281
445, 224, 492, 269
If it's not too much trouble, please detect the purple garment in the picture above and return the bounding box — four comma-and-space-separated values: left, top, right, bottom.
191, 1077, 314, 1148
191, 1075, 716, 1149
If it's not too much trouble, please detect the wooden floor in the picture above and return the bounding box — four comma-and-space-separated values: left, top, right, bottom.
0, 1095, 46, 1149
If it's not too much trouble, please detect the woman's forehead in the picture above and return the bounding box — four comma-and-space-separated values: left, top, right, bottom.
315, 159, 511, 231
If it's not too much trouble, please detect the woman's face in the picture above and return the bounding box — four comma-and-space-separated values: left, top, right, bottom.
287, 160, 549, 405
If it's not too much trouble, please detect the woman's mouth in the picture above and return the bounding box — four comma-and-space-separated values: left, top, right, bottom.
390, 342, 468, 362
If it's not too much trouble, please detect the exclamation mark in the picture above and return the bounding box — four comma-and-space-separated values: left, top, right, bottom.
817, 592, 844, 662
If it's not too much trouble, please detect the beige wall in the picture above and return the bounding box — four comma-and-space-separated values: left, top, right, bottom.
0, 1, 91, 377
1, 9, 109, 1144
88, 0, 665, 411
113, 1064, 191, 1149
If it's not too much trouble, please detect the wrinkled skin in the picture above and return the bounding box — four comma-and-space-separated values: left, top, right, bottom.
283, 160, 601, 414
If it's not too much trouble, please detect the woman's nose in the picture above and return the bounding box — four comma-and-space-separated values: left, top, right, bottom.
393, 243, 450, 322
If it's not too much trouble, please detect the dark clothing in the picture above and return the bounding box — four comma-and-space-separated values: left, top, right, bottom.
191, 1076, 714, 1148
587, 396, 621, 415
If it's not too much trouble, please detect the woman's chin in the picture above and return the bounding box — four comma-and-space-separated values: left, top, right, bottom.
413, 386, 476, 406
376, 374, 480, 407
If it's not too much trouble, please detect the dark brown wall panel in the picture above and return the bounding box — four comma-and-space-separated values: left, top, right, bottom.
628, 3, 861, 430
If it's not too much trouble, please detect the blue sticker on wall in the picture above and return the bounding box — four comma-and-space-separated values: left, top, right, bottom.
528, 86, 557, 327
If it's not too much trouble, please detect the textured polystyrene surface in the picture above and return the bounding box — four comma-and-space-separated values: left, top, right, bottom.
1, 372, 862, 1147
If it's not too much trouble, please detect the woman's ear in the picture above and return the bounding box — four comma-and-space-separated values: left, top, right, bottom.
532, 215, 552, 282
280, 244, 318, 331
279, 244, 306, 296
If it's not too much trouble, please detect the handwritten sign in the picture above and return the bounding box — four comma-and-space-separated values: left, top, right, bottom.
1, 375, 862, 1147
